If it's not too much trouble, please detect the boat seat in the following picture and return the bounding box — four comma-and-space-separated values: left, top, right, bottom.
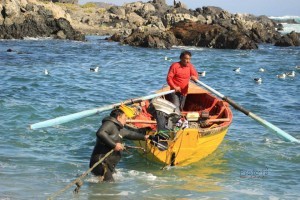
181, 99, 220, 118
209, 101, 226, 119
203, 99, 219, 112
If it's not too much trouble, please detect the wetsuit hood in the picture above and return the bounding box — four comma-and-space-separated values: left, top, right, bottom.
102, 116, 123, 128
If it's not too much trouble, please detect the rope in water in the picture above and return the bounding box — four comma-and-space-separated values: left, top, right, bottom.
47, 149, 114, 200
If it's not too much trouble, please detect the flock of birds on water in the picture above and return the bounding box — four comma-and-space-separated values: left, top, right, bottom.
198, 67, 297, 84
164, 56, 298, 85
231, 67, 297, 84
6, 49, 294, 84
43, 55, 298, 85
43, 66, 99, 76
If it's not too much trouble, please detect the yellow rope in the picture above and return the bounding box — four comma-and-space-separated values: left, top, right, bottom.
47, 149, 114, 200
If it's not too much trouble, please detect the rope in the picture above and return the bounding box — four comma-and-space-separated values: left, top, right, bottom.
47, 149, 114, 200
161, 130, 184, 170
125, 145, 146, 152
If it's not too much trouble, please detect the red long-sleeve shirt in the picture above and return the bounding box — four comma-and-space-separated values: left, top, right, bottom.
167, 62, 198, 96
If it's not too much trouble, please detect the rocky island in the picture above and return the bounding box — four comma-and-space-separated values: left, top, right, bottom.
0, 0, 299, 49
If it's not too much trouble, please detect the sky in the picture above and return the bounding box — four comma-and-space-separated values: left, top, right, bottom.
78, 0, 300, 16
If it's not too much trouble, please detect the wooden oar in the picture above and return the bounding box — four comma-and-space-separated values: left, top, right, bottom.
30, 90, 175, 130
194, 79, 299, 143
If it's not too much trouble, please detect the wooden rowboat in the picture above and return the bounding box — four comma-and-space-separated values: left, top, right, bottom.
125, 82, 233, 167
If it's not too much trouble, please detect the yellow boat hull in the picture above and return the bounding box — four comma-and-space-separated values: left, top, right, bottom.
129, 82, 232, 167
133, 126, 229, 167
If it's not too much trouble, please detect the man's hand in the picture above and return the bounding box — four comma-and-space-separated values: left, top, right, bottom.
174, 86, 181, 92
114, 143, 124, 151
146, 135, 154, 140
191, 76, 198, 81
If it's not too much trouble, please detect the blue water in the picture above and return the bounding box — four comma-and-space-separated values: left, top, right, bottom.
0, 36, 299, 199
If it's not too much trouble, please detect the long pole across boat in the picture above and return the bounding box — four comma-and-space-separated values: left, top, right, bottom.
30, 90, 175, 130
194, 79, 299, 143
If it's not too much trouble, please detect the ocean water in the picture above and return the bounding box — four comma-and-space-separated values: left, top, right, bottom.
269, 15, 300, 34
0, 35, 299, 200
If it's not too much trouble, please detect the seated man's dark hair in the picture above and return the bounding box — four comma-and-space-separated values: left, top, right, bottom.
110, 109, 124, 118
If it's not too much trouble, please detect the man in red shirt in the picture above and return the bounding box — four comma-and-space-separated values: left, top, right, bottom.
167, 51, 198, 111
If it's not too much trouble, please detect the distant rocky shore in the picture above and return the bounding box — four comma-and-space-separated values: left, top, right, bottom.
0, 0, 85, 40
1, 0, 299, 49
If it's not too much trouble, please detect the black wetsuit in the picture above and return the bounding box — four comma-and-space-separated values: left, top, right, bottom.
90, 116, 145, 181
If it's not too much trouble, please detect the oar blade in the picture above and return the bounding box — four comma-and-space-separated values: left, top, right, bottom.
30, 90, 175, 130
248, 113, 300, 143
30, 106, 113, 130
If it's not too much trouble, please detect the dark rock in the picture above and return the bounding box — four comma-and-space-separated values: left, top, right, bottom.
170, 21, 218, 46
201, 6, 224, 16
108, 32, 123, 42
108, 6, 125, 16
215, 31, 258, 49
276, 23, 284, 31
170, 20, 257, 49
54, 18, 85, 41
120, 30, 179, 49
275, 31, 300, 46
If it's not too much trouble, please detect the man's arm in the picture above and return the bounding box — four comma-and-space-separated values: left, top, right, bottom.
96, 122, 117, 149
190, 64, 199, 81
167, 64, 181, 92
121, 128, 147, 140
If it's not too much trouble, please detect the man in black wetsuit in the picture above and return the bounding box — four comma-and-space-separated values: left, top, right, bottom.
90, 108, 149, 182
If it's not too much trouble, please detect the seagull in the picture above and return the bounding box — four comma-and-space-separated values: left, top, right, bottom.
44, 69, 49, 75
259, 68, 265, 72
198, 71, 206, 77
233, 67, 240, 73
164, 56, 172, 61
277, 73, 286, 79
285, 71, 295, 77
90, 66, 99, 72
254, 78, 262, 84
295, 66, 300, 70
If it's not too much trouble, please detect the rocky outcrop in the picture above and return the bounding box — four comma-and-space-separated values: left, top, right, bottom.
106, 3, 296, 49
275, 31, 300, 46
0, 0, 84, 40
170, 20, 258, 49
2, 0, 298, 48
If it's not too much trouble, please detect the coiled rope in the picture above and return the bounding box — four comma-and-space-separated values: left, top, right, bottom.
47, 149, 114, 200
